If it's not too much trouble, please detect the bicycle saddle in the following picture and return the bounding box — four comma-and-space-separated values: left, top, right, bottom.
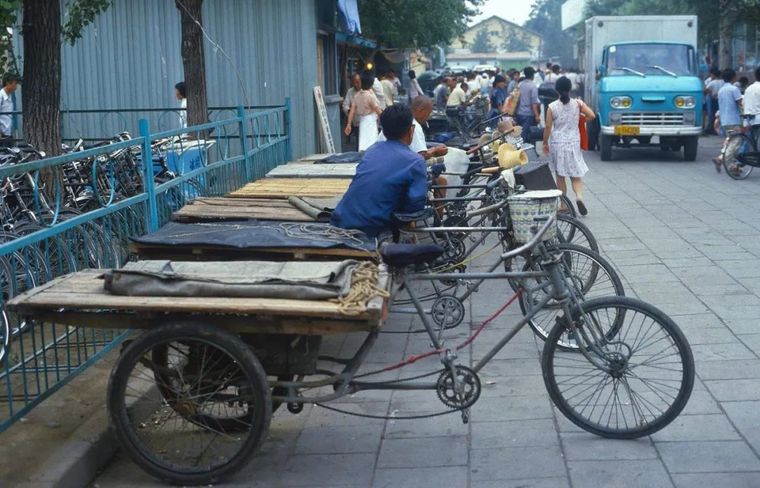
380, 243, 445, 267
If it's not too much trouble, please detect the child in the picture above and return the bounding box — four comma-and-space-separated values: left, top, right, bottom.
344, 71, 383, 151
542, 76, 596, 216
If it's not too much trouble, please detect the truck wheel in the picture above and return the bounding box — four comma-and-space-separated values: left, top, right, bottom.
683, 137, 698, 161
600, 135, 613, 161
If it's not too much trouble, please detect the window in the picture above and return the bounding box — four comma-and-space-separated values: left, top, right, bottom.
317, 34, 339, 95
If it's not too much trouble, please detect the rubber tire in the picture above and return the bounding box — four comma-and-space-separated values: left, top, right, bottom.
559, 194, 577, 219
517, 243, 624, 348
683, 136, 698, 161
542, 296, 695, 439
108, 322, 272, 486
556, 215, 599, 254
600, 134, 613, 161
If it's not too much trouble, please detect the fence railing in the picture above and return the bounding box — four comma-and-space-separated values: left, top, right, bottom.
0, 99, 291, 432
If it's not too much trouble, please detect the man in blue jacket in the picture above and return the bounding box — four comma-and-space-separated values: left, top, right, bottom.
331, 104, 428, 238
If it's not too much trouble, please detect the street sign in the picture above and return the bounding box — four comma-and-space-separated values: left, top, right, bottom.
313, 86, 335, 154
561, 0, 588, 31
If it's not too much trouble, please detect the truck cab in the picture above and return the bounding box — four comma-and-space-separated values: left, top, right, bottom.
597, 41, 703, 161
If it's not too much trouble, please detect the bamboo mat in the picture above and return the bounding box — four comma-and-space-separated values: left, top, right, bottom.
172, 197, 316, 222
266, 163, 357, 179
228, 178, 350, 199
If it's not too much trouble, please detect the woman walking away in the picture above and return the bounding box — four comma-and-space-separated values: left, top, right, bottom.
542, 76, 596, 216
345, 70, 383, 151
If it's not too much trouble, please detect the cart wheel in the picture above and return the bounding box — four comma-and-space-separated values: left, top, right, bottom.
108, 321, 271, 486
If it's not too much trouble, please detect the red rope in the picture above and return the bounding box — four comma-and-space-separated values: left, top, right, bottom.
369, 290, 522, 375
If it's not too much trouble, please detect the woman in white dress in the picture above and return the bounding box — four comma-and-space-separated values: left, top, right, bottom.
542, 76, 596, 216
344, 71, 383, 151
408, 70, 423, 101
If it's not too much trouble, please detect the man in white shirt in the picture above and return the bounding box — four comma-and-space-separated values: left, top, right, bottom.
174, 81, 187, 128
381, 72, 397, 106
0, 73, 19, 144
744, 67, 760, 128
446, 78, 467, 107
372, 73, 387, 110
705, 68, 724, 134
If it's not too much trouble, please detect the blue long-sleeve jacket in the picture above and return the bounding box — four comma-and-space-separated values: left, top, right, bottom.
331, 140, 427, 237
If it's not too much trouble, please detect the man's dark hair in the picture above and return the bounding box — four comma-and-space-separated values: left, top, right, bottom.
360, 70, 375, 90
546, 62, 552, 68
740, 76, 749, 85
710, 67, 721, 77
494, 74, 507, 85
380, 104, 413, 140
552, 64, 561, 74
175, 81, 186, 98
721, 68, 736, 83
755, 66, 760, 82
524, 66, 536, 79
3, 73, 20, 87
408, 69, 416, 79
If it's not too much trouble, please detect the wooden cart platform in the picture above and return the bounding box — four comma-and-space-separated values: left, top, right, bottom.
228, 178, 350, 199
7, 268, 390, 335
130, 241, 376, 262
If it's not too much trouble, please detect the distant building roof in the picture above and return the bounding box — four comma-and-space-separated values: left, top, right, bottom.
466, 15, 542, 40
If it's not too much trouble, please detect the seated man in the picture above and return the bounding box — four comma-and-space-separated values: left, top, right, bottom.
331, 104, 427, 238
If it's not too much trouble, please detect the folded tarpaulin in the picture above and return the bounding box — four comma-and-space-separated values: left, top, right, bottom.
288, 196, 341, 222
131, 221, 375, 252
316, 152, 363, 164
104, 260, 358, 300
337, 0, 361, 35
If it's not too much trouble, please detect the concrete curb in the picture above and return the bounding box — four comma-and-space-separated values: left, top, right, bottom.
25, 406, 117, 488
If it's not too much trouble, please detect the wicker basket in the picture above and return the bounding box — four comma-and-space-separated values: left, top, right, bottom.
507, 190, 562, 244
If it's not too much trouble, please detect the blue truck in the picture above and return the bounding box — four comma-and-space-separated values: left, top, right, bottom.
584, 16, 703, 161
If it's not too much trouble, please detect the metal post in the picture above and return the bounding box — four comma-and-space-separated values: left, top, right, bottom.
139, 118, 159, 232
284, 97, 292, 162
237, 106, 252, 182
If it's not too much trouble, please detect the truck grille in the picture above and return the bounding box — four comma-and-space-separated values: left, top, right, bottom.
620, 112, 686, 126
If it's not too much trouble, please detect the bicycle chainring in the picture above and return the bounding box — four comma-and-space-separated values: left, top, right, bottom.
431, 296, 465, 328
436, 365, 481, 410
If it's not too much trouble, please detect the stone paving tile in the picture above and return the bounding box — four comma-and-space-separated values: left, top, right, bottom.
560, 433, 658, 460
567, 460, 674, 488
722, 401, 760, 453
672, 472, 760, 488
377, 436, 468, 468
471, 419, 559, 449
373, 466, 469, 488
280, 453, 376, 487
471, 478, 571, 488
697, 359, 760, 380
656, 440, 760, 473
470, 446, 566, 481
650, 414, 741, 442
704, 379, 760, 402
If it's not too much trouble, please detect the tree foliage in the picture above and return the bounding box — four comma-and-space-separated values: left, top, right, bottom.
358, 0, 484, 48
502, 30, 531, 53
471, 27, 493, 53
525, 0, 574, 66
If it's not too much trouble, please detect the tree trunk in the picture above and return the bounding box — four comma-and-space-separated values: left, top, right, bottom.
718, 0, 733, 69
22, 0, 61, 156
176, 0, 208, 129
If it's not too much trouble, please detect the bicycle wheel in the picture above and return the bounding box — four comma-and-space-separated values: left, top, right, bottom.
517, 243, 624, 350
559, 194, 577, 218
542, 296, 694, 439
723, 133, 755, 180
108, 321, 271, 485
555, 215, 599, 253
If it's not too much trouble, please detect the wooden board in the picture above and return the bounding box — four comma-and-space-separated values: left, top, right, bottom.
297, 153, 334, 162
172, 197, 315, 223
266, 163, 357, 179
228, 178, 350, 199
130, 241, 377, 262
7, 267, 391, 335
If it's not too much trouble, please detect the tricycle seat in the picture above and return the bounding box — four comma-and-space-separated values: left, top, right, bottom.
380, 243, 444, 267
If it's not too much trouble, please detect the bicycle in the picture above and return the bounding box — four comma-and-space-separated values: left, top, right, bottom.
720, 114, 760, 180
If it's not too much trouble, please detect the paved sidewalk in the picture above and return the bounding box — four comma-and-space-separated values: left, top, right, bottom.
95, 137, 760, 488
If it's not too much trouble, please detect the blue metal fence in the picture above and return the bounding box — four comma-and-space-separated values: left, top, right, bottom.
0, 100, 291, 431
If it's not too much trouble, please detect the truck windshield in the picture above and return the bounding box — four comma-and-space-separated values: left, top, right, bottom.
607, 43, 695, 76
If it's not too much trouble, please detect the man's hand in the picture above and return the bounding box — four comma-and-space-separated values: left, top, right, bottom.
344, 125, 352, 136
431, 145, 448, 157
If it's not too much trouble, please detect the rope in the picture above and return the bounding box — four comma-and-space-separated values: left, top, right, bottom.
333, 261, 390, 315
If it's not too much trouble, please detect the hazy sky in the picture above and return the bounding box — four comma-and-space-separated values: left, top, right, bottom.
469, 0, 536, 26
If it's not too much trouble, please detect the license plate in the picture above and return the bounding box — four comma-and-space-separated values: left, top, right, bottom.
614, 125, 640, 136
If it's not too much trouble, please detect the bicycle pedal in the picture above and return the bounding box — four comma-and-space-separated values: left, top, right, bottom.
460, 408, 470, 424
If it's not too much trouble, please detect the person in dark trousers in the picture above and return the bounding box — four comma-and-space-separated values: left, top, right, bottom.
515, 66, 541, 141
331, 104, 427, 238
0, 73, 20, 146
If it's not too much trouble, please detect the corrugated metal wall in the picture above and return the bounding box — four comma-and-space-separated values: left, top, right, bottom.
17, 0, 319, 157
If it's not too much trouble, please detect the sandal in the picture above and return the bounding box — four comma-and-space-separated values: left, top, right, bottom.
576, 200, 588, 216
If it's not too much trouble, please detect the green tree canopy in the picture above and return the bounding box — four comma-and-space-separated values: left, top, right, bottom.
525, 0, 574, 66
358, 0, 484, 48
471, 27, 493, 52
